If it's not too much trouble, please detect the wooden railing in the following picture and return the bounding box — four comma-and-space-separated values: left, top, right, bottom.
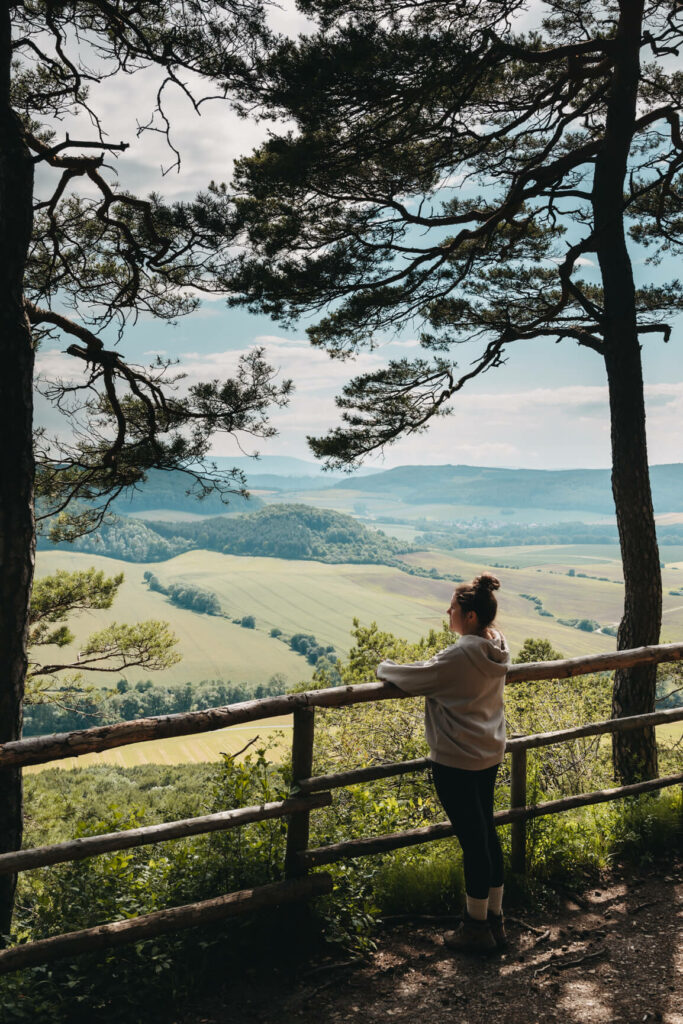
0, 642, 682, 974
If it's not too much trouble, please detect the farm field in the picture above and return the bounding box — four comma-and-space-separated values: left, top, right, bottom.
657, 722, 683, 744
402, 545, 683, 645
25, 716, 292, 773
35, 551, 317, 690
33, 544, 683, 769
36, 547, 626, 693
127, 508, 232, 522
447, 543, 683, 569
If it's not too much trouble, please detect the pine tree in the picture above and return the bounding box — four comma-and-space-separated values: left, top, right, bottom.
218, 0, 683, 785
0, 0, 287, 934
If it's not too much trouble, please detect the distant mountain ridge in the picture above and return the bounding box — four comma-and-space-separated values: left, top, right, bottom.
110, 469, 263, 515
329, 463, 683, 514
210, 455, 376, 480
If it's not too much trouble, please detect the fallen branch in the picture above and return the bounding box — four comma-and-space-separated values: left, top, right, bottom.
506, 916, 549, 936
303, 958, 364, 980
533, 947, 608, 977
632, 899, 660, 914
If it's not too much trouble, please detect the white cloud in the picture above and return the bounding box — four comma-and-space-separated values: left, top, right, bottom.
35, 343, 683, 468
178, 337, 385, 396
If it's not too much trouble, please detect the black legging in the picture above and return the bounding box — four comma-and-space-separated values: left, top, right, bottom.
431, 761, 504, 900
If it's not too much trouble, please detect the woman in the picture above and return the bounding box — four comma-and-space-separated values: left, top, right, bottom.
376, 573, 510, 954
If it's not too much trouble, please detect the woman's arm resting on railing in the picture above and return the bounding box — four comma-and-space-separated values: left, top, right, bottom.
376, 647, 461, 697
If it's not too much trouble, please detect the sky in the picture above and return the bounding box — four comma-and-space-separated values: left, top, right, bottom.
33, 2, 683, 473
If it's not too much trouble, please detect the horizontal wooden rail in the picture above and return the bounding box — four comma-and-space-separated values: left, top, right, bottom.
299, 757, 430, 794
506, 705, 683, 751
0, 793, 332, 876
504, 642, 683, 682
3, 641, 682, 769
300, 772, 683, 868
299, 706, 683, 794
0, 873, 333, 975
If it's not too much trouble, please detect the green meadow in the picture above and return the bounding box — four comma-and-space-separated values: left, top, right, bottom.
34, 542, 683, 767
37, 546, 625, 690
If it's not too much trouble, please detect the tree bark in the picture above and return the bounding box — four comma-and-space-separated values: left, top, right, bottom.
593, 0, 660, 783
0, 2, 36, 936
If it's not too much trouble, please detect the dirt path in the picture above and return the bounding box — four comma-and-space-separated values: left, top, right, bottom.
179, 852, 682, 1024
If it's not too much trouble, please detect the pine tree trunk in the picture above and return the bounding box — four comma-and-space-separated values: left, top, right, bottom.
0, 4, 36, 936
593, 0, 660, 783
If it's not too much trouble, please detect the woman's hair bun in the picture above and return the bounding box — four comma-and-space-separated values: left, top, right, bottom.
474, 572, 500, 593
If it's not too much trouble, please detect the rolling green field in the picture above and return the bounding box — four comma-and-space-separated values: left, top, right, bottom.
127, 508, 231, 522
402, 545, 683, 646
37, 545, 625, 692
450, 543, 683, 569
35, 543, 683, 767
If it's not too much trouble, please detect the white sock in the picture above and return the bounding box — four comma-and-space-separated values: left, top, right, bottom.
466, 895, 488, 921
488, 885, 504, 916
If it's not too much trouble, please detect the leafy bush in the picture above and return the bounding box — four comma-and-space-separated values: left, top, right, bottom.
6, 620, 682, 1021
143, 574, 222, 615
557, 617, 600, 632
289, 632, 336, 665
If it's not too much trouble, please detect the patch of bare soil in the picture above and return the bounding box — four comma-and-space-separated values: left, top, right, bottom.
178, 852, 682, 1024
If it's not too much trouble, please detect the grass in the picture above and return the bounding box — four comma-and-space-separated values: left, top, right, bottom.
127, 508, 230, 522
656, 721, 683, 744
36, 551, 318, 689
450, 542, 683, 568
402, 545, 683, 650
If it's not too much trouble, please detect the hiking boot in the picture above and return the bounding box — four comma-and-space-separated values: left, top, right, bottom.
443, 911, 497, 955
487, 910, 508, 949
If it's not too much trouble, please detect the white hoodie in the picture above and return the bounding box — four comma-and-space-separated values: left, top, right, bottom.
376, 632, 511, 770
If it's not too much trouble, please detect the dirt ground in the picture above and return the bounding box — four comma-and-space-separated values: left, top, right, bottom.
180, 851, 682, 1024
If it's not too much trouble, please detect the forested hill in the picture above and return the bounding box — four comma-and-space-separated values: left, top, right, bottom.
330, 463, 683, 513
150, 505, 412, 563
39, 505, 413, 565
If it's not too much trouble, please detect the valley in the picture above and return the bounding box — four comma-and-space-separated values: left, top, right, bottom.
33, 460, 683, 768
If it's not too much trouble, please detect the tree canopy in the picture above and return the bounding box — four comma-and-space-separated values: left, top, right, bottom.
219, 0, 683, 466
1, 0, 291, 934
12, 0, 291, 536
211, 0, 683, 782
28, 567, 180, 707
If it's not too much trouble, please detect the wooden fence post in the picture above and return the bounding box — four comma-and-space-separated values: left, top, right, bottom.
510, 744, 527, 875
285, 707, 315, 878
